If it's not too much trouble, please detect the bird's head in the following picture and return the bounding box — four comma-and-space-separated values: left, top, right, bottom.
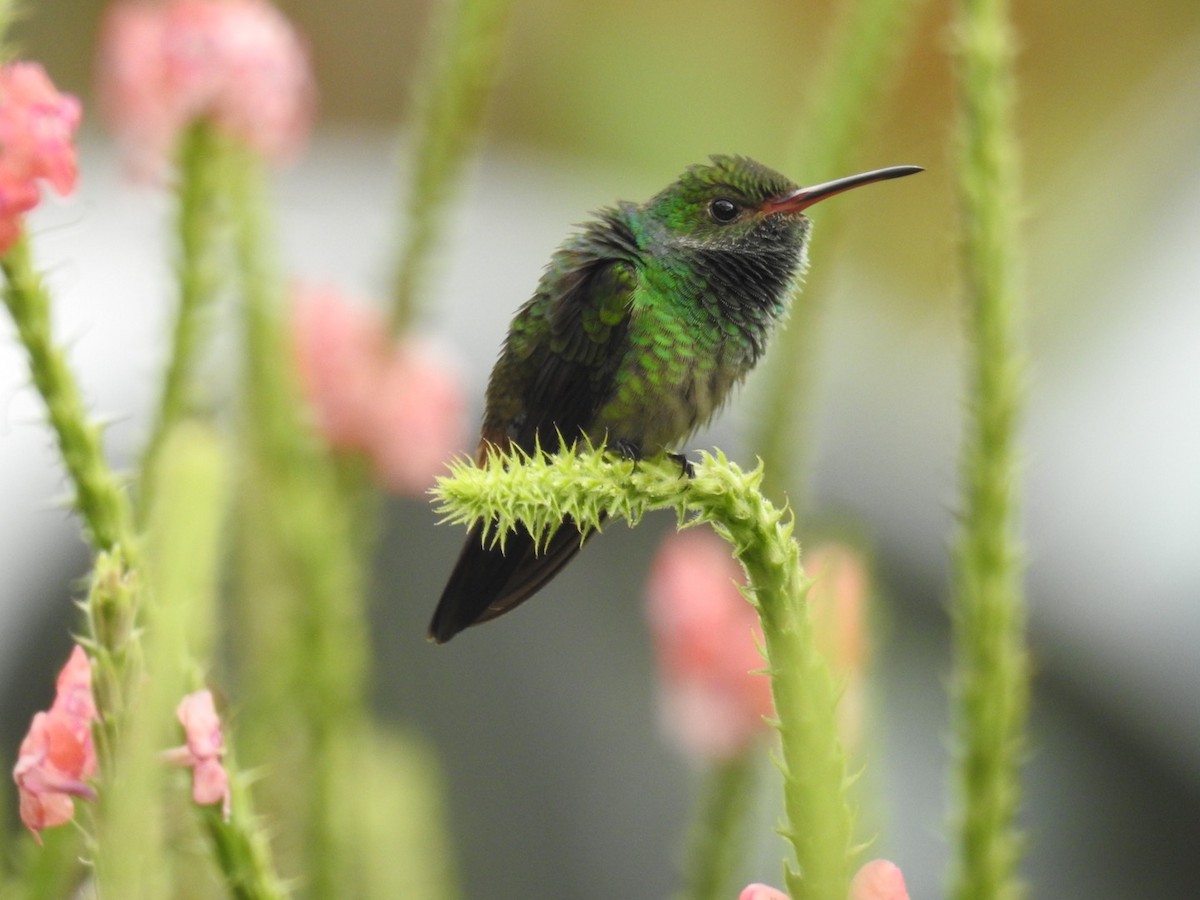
642, 154, 922, 255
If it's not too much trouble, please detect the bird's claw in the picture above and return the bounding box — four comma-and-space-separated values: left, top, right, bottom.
613, 439, 643, 465
667, 451, 696, 479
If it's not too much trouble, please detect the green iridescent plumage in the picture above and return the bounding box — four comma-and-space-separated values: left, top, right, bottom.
430, 155, 920, 642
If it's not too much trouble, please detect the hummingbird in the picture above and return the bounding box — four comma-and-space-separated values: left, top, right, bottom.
430, 155, 921, 643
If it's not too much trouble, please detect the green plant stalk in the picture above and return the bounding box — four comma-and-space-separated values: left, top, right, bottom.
0, 242, 140, 891
145, 421, 286, 899
949, 0, 1029, 897
80, 551, 140, 778
434, 448, 856, 899
197, 762, 288, 900
1, 239, 140, 562
348, 725, 462, 900
680, 753, 758, 900
389, 0, 516, 333
228, 146, 368, 896
137, 123, 230, 522
95, 423, 229, 897
757, 0, 929, 506
144, 421, 227, 668
1, 237, 145, 775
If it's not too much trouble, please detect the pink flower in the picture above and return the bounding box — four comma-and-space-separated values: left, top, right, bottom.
292, 284, 388, 450
96, 0, 314, 175
291, 284, 468, 495
739, 885, 790, 900
51, 643, 99, 723
805, 542, 872, 750
12, 646, 98, 842
645, 528, 774, 760
369, 338, 470, 494
0, 62, 82, 254
849, 860, 910, 900
736, 860, 909, 900
163, 689, 231, 820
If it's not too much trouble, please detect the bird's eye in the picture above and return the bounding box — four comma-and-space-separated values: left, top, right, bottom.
709, 198, 739, 223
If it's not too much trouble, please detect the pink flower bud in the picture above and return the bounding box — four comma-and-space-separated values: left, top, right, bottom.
0, 62, 81, 254
52, 644, 99, 723
738, 884, 789, 900
12, 646, 98, 842
736, 860, 909, 900
163, 689, 231, 820
848, 859, 910, 900
646, 529, 773, 760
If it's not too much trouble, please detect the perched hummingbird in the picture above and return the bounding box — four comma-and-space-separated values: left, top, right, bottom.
430, 155, 920, 643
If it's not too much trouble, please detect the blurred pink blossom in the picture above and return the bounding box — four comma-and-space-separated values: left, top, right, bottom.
163, 689, 231, 819
12, 646, 98, 842
292, 284, 388, 451
738, 885, 790, 900
736, 860, 909, 900
645, 528, 773, 760
369, 338, 469, 494
0, 62, 81, 254
849, 859, 910, 900
96, 0, 314, 175
291, 284, 467, 496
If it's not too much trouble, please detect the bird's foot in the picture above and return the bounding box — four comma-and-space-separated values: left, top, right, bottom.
613, 439, 644, 466
667, 451, 696, 478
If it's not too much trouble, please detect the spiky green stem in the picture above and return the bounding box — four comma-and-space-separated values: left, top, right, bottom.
137, 122, 231, 522
80, 550, 140, 781
2, 237, 144, 769
758, 0, 928, 507
94, 423, 225, 898
1, 239, 140, 562
194, 747, 288, 900
389, 0, 516, 333
435, 448, 855, 899
680, 753, 758, 900
1, 236, 153, 888
144, 422, 286, 899
949, 0, 1029, 897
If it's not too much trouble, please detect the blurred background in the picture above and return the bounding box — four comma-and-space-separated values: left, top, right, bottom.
2, 0, 1199, 896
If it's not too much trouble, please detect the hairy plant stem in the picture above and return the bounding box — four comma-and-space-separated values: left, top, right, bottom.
2, 238, 143, 767
949, 0, 1029, 897
681, 753, 759, 900
1, 236, 148, 890
389, 0, 516, 333
1, 240, 139, 563
137, 122, 230, 522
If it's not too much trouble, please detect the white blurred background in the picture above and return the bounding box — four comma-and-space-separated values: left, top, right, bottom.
3, 1, 1199, 896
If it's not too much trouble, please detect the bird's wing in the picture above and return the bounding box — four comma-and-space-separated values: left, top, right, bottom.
430, 244, 638, 643
485, 251, 638, 453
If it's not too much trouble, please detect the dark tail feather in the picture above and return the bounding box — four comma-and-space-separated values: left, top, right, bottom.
428, 516, 600, 643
